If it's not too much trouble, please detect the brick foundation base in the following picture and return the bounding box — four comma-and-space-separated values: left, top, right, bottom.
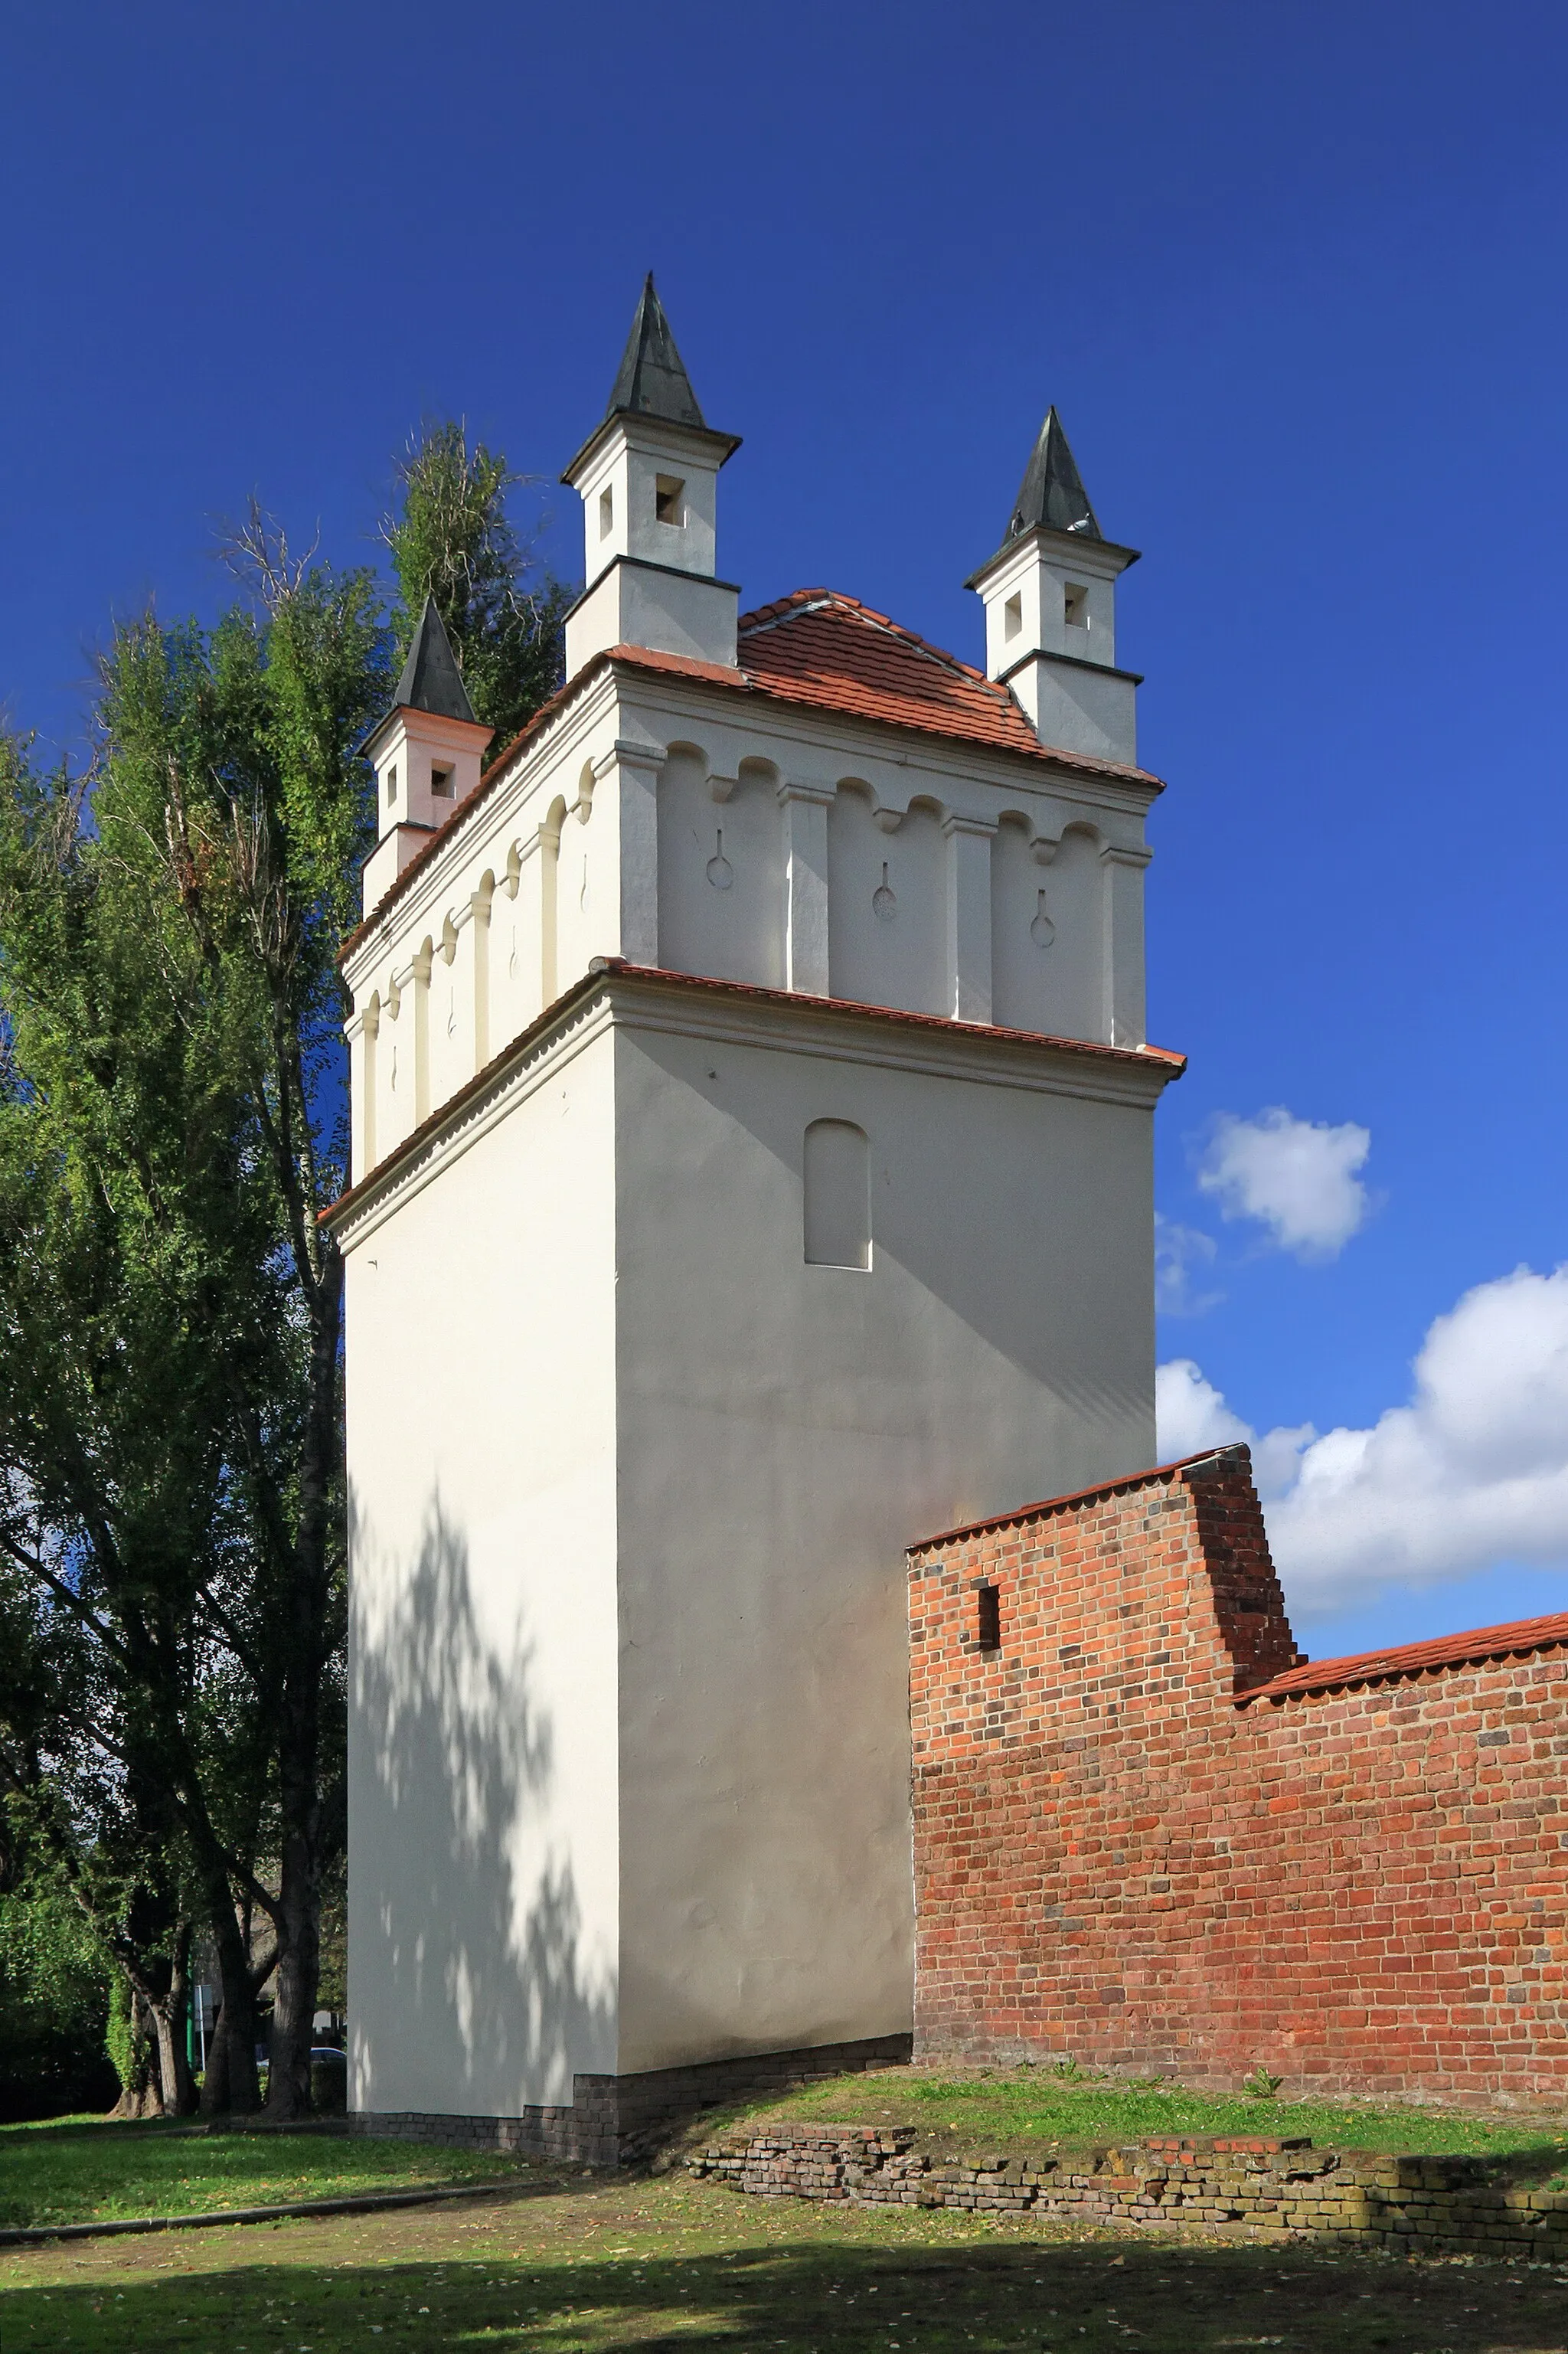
349, 2034, 913, 2168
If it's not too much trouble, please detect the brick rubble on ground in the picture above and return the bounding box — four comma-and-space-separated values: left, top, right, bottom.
688, 2122, 1568, 2259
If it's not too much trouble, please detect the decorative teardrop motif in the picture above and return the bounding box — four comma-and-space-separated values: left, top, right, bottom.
872, 861, 897, 921
1030, 888, 1056, 948
706, 829, 734, 891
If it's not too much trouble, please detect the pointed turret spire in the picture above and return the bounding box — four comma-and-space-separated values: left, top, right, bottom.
966, 404, 1138, 764
393, 594, 477, 725
560, 278, 743, 675
357, 592, 494, 915
605, 274, 707, 431
1006, 407, 1101, 543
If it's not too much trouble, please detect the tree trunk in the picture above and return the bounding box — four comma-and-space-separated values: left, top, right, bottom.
109, 1988, 165, 2118
264, 1246, 341, 2122
199, 1880, 261, 2116
151, 1922, 197, 2117
265, 1813, 320, 2118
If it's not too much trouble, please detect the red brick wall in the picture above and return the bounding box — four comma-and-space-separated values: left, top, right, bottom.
908, 1447, 1568, 2107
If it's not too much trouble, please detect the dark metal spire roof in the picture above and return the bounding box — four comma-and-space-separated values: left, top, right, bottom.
562, 276, 740, 484
393, 594, 477, 724
1006, 407, 1102, 543
605, 273, 707, 430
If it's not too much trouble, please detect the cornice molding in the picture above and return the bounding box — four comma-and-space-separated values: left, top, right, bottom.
328, 966, 1184, 1248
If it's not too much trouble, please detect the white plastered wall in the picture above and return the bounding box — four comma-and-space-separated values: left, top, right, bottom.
609, 989, 1161, 2073
345, 1012, 622, 2116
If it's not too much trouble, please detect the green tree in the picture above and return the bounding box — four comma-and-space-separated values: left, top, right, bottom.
382, 421, 570, 754
0, 548, 383, 2117
0, 1878, 113, 2121
0, 424, 569, 2123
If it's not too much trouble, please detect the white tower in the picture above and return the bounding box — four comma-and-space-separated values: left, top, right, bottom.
336, 286, 1180, 2163
966, 407, 1141, 767
561, 276, 743, 675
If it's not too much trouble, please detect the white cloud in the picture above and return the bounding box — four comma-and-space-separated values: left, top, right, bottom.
1155, 1217, 1222, 1317
1158, 1264, 1568, 1620
1197, 1107, 1371, 1260
1155, 1358, 1249, 1457
1155, 1358, 1316, 1501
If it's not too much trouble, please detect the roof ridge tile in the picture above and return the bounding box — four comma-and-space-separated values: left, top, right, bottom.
742, 587, 1006, 698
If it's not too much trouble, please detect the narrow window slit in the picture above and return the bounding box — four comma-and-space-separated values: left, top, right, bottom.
976, 1583, 1001, 1652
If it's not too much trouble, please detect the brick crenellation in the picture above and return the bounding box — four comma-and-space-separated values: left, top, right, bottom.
908, 1448, 1568, 2107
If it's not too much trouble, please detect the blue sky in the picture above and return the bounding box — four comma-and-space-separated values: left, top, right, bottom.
5, 1, 1566, 1658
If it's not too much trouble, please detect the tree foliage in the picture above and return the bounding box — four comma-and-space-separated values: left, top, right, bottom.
0, 424, 566, 2120
0, 1878, 114, 2121
382, 422, 570, 753
0, 554, 385, 2116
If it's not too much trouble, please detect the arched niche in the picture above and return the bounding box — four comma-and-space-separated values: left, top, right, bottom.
358, 989, 382, 1178
427, 907, 469, 1111
656, 744, 785, 987
991, 814, 1104, 1041
553, 770, 599, 992
540, 794, 570, 1005
827, 782, 945, 1016
803, 1118, 871, 1270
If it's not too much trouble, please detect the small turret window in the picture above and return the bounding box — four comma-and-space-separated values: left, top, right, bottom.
431, 765, 455, 799
387, 764, 398, 806
1064, 582, 1089, 628
655, 474, 685, 525
1003, 593, 1022, 642
599, 486, 613, 538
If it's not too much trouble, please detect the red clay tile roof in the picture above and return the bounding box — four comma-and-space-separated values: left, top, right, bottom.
1237, 1611, 1568, 1705
738, 589, 1083, 764
342, 590, 1161, 954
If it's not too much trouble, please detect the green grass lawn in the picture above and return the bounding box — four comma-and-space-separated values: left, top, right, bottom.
0, 2116, 528, 2230
4, 2163, 1566, 2352
747, 2064, 1568, 2173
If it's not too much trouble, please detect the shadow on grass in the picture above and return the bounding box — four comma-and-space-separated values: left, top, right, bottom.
0, 2117, 529, 2232
6, 2201, 1566, 2352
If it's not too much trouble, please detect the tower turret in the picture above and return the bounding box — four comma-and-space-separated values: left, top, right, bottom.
561, 275, 743, 675
358, 596, 494, 917
966, 407, 1141, 766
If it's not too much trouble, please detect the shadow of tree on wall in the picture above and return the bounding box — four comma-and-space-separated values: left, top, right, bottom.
350, 1493, 615, 2114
